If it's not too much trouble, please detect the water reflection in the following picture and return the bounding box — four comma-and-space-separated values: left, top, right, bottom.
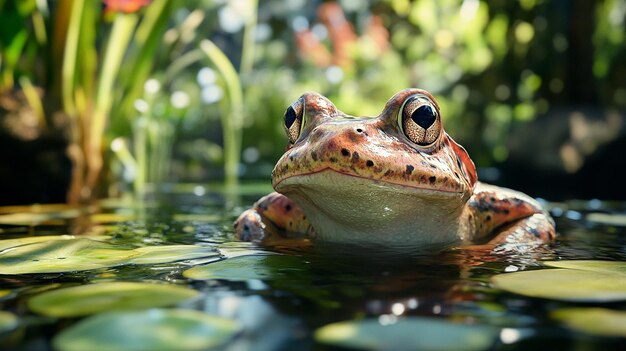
1, 193, 626, 349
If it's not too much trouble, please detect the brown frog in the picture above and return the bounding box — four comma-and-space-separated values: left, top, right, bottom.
235, 89, 555, 250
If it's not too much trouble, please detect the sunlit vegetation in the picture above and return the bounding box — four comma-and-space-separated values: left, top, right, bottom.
1, 1, 624, 201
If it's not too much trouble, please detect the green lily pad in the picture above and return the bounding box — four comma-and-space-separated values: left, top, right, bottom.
0, 237, 218, 275
28, 282, 199, 317
0, 311, 18, 333
52, 309, 240, 351
551, 308, 626, 337
314, 317, 498, 351
172, 214, 220, 222
491, 268, 626, 302
0, 207, 82, 225
0, 203, 78, 214
129, 245, 219, 265
182, 254, 306, 281
0, 235, 109, 252
89, 213, 134, 224
217, 242, 269, 258
545, 260, 626, 275
586, 213, 626, 227
0, 212, 49, 225
0, 238, 129, 274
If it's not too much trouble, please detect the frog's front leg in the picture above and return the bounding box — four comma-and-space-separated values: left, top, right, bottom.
234, 192, 312, 242
466, 183, 556, 250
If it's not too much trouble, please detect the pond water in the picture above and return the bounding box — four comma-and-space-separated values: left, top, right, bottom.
1, 184, 626, 350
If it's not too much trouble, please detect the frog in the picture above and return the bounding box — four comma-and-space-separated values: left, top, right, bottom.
234, 89, 555, 251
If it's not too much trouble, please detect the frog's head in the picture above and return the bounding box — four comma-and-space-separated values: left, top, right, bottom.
271, 89, 477, 247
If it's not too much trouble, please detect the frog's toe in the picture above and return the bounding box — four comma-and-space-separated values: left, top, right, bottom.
489, 212, 556, 250
234, 210, 266, 242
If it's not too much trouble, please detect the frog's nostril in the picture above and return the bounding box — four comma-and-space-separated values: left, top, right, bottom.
354, 127, 368, 136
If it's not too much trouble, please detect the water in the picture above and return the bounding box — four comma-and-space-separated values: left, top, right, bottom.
1, 186, 626, 350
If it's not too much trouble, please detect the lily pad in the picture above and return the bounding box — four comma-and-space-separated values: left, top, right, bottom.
0, 238, 129, 274
172, 214, 220, 222
0, 237, 218, 275
586, 213, 626, 227
545, 260, 626, 275
182, 254, 306, 281
314, 317, 498, 351
89, 213, 134, 224
0, 311, 18, 333
28, 282, 199, 317
0, 203, 79, 214
491, 268, 626, 302
0, 207, 82, 225
0, 235, 109, 252
52, 309, 240, 351
0, 213, 51, 226
551, 308, 626, 337
129, 245, 219, 265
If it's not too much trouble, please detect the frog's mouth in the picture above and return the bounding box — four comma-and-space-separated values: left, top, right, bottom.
273, 169, 468, 246
273, 167, 466, 195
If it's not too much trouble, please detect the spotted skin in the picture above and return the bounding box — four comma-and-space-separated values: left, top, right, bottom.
234, 192, 311, 242
465, 183, 556, 248
234, 89, 555, 250
272, 91, 476, 195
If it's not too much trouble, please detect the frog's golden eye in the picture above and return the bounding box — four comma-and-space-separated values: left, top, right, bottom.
284, 97, 304, 144
399, 95, 442, 147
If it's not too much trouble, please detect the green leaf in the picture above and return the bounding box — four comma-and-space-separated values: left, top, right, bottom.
0, 237, 217, 275
183, 254, 306, 281
314, 317, 498, 351
89, 213, 134, 224
586, 213, 626, 227
544, 260, 626, 275
128, 245, 219, 265
0, 235, 80, 251
28, 282, 199, 317
0, 238, 130, 274
52, 309, 240, 351
491, 268, 626, 302
551, 308, 626, 337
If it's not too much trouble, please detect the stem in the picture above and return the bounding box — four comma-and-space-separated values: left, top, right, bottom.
199, 39, 243, 187
163, 49, 205, 84
1, 30, 28, 91
31, 11, 47, 45
133, 117, 147, 196
19, 76, 46, 128
239, 0, 258, 78
61, 0, 83, 116
87, 13, 138, 197
117, 0, 171, 125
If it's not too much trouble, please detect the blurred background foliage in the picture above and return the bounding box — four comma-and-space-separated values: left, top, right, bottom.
0, 0, 625, 204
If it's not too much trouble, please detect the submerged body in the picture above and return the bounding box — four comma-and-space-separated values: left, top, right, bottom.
235, 89, 555, 250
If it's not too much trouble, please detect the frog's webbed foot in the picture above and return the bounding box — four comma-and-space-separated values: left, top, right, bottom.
466, 183, 556, 251
484, 212, 556, 251
234, 210, 268, 241
234, 192, 312, 243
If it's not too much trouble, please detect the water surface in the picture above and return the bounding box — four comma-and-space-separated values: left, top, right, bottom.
1, 186, 625, 350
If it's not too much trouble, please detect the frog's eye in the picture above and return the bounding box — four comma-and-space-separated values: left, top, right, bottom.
284, 97, 304, 144
399, 95, 442, 147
